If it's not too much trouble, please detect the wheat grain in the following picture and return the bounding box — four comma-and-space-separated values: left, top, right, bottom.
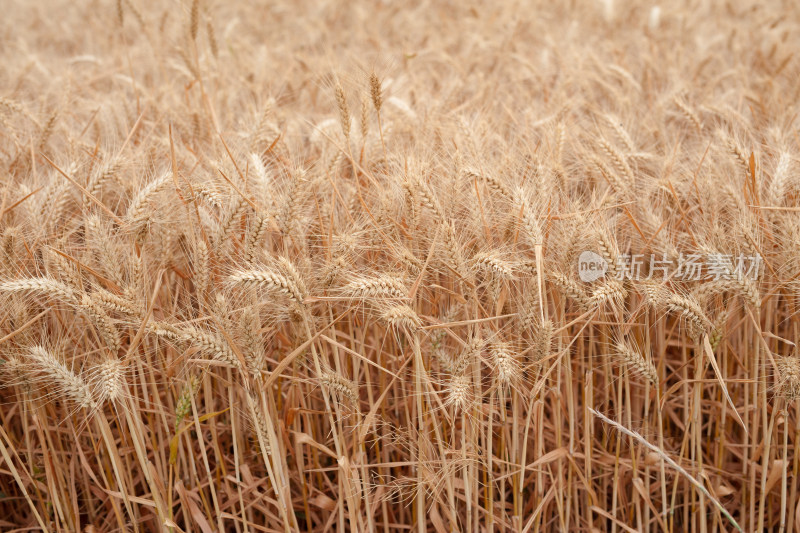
465, 168, 513, 200
598, 137, 634, 184
472, 251, 515, 278
126, 171, 171, 225
246, 392, 273, 453
245, 211, 271, 265
531, 319, 554, 364
1, 3, 795, 529
189, 0, 199, 41
369, 72, 383, 113
674, 96, 703, 132
590, 279, 628, 308
80, 293, 122, 353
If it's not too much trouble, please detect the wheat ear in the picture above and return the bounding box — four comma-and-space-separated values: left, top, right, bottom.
490, 341, 519, 386
180, 327, 241, 368
319, 369, 359, 407
615, 341, 659, 386
174, 375, 200, 431
0, 278, 79, 304
664, 293, 710, 340
27, 346, 97, 410
229, 268, 306, 305
345, 274, 407, 300
90, 358, 126, 404
381, 304, 422, 331
775, 356, 800, 402
550, 272, 591, 310
126, 171, 172, 224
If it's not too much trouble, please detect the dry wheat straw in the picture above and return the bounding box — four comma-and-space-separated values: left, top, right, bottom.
591, 408, 743, 531
2, 4, 796, 530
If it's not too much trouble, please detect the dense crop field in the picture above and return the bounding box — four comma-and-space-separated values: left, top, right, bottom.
1, 1, 799, 531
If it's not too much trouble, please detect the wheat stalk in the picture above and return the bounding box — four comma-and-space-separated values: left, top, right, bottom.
591, 408, 742, 532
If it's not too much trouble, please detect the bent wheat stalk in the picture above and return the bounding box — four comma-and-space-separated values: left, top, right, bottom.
590, 408, 742, 532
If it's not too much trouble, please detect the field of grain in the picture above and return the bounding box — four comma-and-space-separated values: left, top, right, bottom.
1, 0, 799, 531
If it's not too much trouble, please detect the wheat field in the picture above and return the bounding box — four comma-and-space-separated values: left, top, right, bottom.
1, 0, 799, 531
